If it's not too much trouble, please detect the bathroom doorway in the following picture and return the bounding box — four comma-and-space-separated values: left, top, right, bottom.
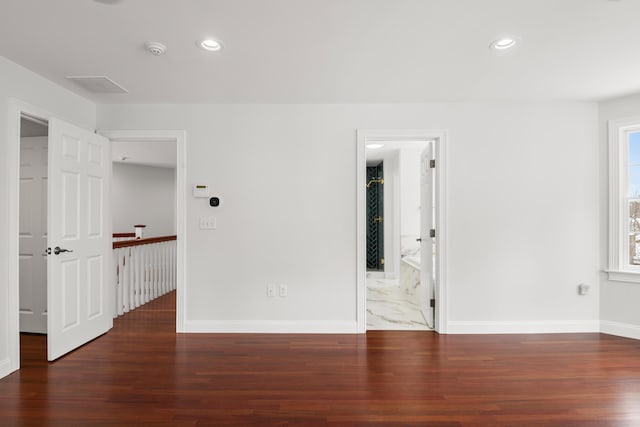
364, 140, 433, 330
356, 129, 447, 333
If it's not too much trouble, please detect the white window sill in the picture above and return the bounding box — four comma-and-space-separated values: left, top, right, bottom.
607, 270, 640, 283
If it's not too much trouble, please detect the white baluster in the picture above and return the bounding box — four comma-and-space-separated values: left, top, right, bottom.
142, 244, 149, 302
149, 244, 155, 299
172, 241, 176, 291
136, 246, 145, 305
125, 247, 132, 311
157, 243, 162, 296
153, 244, 159, 298
114, 250, 120, 317
132, 246, 139, 308
113, 237, 177, 317
162, 242, 168, 294
169, 243, 174, 291
122, 248, 129, 313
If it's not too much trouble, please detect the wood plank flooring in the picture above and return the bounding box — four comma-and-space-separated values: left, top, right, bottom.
1, 291, 640, 426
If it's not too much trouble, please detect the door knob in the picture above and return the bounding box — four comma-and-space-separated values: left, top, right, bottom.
53, 246, 73, 255
416, 238, 422, 242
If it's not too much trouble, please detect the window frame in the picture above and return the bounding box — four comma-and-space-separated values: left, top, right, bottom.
608, 116, 640, 283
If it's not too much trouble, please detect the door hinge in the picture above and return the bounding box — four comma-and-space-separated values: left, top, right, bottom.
430, 229, 436, 238
429, 159, 436, 169
380, 258, 385, 265
430, 298, 436, 308
373, 216, 383, 223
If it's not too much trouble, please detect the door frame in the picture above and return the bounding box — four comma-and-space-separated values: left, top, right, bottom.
99, 130, 187, 332
7, 99, 59, 374
356, 129, 448, 333
5, 99, 187, 376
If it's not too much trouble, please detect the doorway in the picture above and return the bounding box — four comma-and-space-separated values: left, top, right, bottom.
5, 100, 187, 378
19, 115, 49, 335
356, 129, 447, 334
364, 140, 433, 330
100, 130, 187, 332
12, 108, 114, 363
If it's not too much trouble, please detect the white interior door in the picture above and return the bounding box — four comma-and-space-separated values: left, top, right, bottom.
48, 118, 112, 361
19, 136, 48, 334
419, 144, 434, 327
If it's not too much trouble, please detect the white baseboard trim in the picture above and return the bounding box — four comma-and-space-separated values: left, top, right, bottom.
600, 320, 640, 340
183, 320, 359, 334
446, 320, 600, 334
0, 357, 15, 381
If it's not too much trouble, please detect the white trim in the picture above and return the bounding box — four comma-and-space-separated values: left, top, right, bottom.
98, 130, 187, 332
184, 320, 358, 334
0, 358, 11, 380
606, 270, 640, 283
447, 320, 600, 334
356, 129, 448, 334
6, 99, 66, 378
600, 320, 640, 340
608, 116, 640, 282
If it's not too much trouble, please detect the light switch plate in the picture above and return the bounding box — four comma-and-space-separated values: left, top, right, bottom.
199, 216, 216, 230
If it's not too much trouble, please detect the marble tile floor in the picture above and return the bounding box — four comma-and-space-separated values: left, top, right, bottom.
367, 278, 431, 330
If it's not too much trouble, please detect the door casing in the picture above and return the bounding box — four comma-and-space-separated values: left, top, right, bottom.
4, 99, 187, 378
356, 129, 447, 333
99, 130, 187, 333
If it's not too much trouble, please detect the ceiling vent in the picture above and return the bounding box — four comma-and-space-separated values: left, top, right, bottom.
66, 76, 128, 94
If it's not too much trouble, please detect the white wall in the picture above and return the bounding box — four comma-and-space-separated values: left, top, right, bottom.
0, 56, 96, 378
599, 93, 640, 339
112, 162, 176, 237
97, 102, 600, 333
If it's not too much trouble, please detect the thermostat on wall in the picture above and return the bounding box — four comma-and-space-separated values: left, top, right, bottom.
193, 185, 209, 198
209, 196, 223, 207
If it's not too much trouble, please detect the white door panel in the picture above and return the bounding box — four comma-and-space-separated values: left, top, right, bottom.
48, 119, 112, 361
19, 137, 48, 334
420, 144, 434, 328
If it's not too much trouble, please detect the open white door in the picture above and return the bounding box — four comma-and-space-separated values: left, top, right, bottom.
47, 118, 112, 361
419, 144, 434, 328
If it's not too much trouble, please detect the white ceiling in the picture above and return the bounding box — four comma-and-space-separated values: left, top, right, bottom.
1, 0, 639, 104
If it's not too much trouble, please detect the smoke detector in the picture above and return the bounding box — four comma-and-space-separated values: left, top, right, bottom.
145, 42, 167, 56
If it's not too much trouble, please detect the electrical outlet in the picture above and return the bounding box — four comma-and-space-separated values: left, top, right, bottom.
577, 284, 590, 296
279, 284, 288, 297
267, 284, 276, 297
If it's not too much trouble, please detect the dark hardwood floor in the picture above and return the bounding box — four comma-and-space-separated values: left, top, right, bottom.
1, 292, 640, 426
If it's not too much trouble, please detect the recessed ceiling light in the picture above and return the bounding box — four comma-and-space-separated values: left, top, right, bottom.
198, 39, 223, 52
490, 37, 518, 51
367, 144, 384, 149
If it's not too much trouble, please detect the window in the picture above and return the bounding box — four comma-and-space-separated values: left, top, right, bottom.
609, 117, 640, 282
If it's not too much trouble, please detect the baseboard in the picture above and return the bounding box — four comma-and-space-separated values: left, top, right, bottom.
600, 320, 640, 340
183, 320, 359, 334
446, 320, 600, 334
0, 357, 16, 381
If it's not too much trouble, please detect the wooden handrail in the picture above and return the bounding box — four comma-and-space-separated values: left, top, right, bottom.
113, 235, 176, 249
113, 232, 136, 238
